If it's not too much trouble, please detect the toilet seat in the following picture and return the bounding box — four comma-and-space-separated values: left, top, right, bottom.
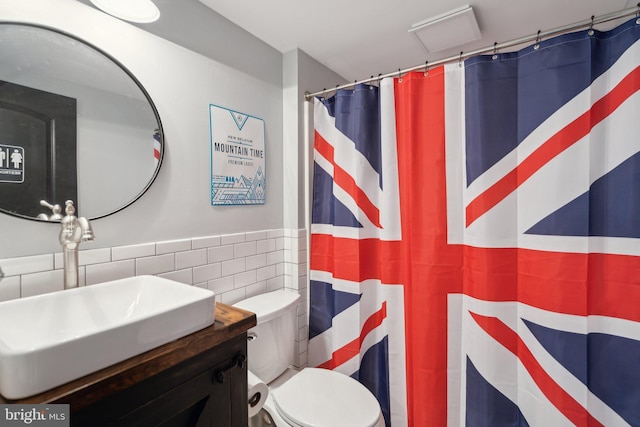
272, 368, 382, 427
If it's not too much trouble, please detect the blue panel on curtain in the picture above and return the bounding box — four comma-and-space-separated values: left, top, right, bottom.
308, 280, 361, 339
463, 57, 519, 187
526, 151, 640, 237
587, 333, 640, 425
524, 320, 640, 425
466, 358, 530, 427
464, 18, 640, 186
311, 165, 363, 227
321, 84, 383, 186
523, 320, 587, 384
352, 336, 391, 427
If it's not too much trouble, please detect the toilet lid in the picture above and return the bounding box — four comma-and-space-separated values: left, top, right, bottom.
272, 368, 382, 427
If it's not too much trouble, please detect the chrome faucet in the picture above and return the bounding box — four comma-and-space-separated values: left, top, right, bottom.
57, 200, 94, 289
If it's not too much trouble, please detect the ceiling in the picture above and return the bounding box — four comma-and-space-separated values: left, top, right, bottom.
80, 0, 636, 84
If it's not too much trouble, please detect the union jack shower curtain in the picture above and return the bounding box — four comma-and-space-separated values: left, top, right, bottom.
309, 17, 640, 427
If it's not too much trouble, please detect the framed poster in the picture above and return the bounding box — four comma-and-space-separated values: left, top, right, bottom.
209, 104, 265, 205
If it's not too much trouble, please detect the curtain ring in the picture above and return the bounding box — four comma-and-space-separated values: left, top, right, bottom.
534, 30, 541, 50
588, 15, 595, 36
398, 68, 402, 82
492, 42, 498, 60
322, 88, 327, 101
424, 61, 429, 76
458, 51, 463, 68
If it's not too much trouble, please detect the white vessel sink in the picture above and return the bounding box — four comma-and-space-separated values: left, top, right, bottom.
0, 275, 215, 399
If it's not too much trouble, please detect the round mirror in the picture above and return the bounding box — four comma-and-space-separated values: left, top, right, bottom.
0, 23, 163, 220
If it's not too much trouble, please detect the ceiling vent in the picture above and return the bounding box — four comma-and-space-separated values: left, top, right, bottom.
409, 5, 481, 54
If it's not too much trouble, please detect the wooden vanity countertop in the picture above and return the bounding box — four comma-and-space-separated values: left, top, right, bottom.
0, 302, 256, 409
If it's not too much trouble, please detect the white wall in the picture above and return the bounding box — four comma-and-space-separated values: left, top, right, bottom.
279, 48, 347, 367
282, 48, 346, 230
0, 0, 284, 258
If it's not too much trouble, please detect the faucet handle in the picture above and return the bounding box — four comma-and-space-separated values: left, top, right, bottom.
39, 200, 63, 221
40, 200, 53, 209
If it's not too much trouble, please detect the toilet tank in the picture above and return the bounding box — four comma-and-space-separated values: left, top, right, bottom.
233, 289, 301, 384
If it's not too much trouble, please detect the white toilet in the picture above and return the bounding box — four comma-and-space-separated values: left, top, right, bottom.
234, 289, 385, 427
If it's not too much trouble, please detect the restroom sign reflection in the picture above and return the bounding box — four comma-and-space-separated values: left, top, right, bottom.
0, 144, 24, 183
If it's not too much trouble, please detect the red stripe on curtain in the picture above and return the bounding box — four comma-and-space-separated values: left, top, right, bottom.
318, 302, 388, 369
394, 68, 463, 426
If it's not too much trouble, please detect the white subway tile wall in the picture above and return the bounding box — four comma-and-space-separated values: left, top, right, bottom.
0, 228, 309, 368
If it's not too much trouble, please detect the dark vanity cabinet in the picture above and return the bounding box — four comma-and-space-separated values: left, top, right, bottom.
73, 334, 248, 426
0, 304, 256, 427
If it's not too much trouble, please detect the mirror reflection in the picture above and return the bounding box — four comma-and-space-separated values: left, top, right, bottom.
0, 23, 163, 220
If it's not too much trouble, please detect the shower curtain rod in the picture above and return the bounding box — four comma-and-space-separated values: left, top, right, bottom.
305, 4, 640, 100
